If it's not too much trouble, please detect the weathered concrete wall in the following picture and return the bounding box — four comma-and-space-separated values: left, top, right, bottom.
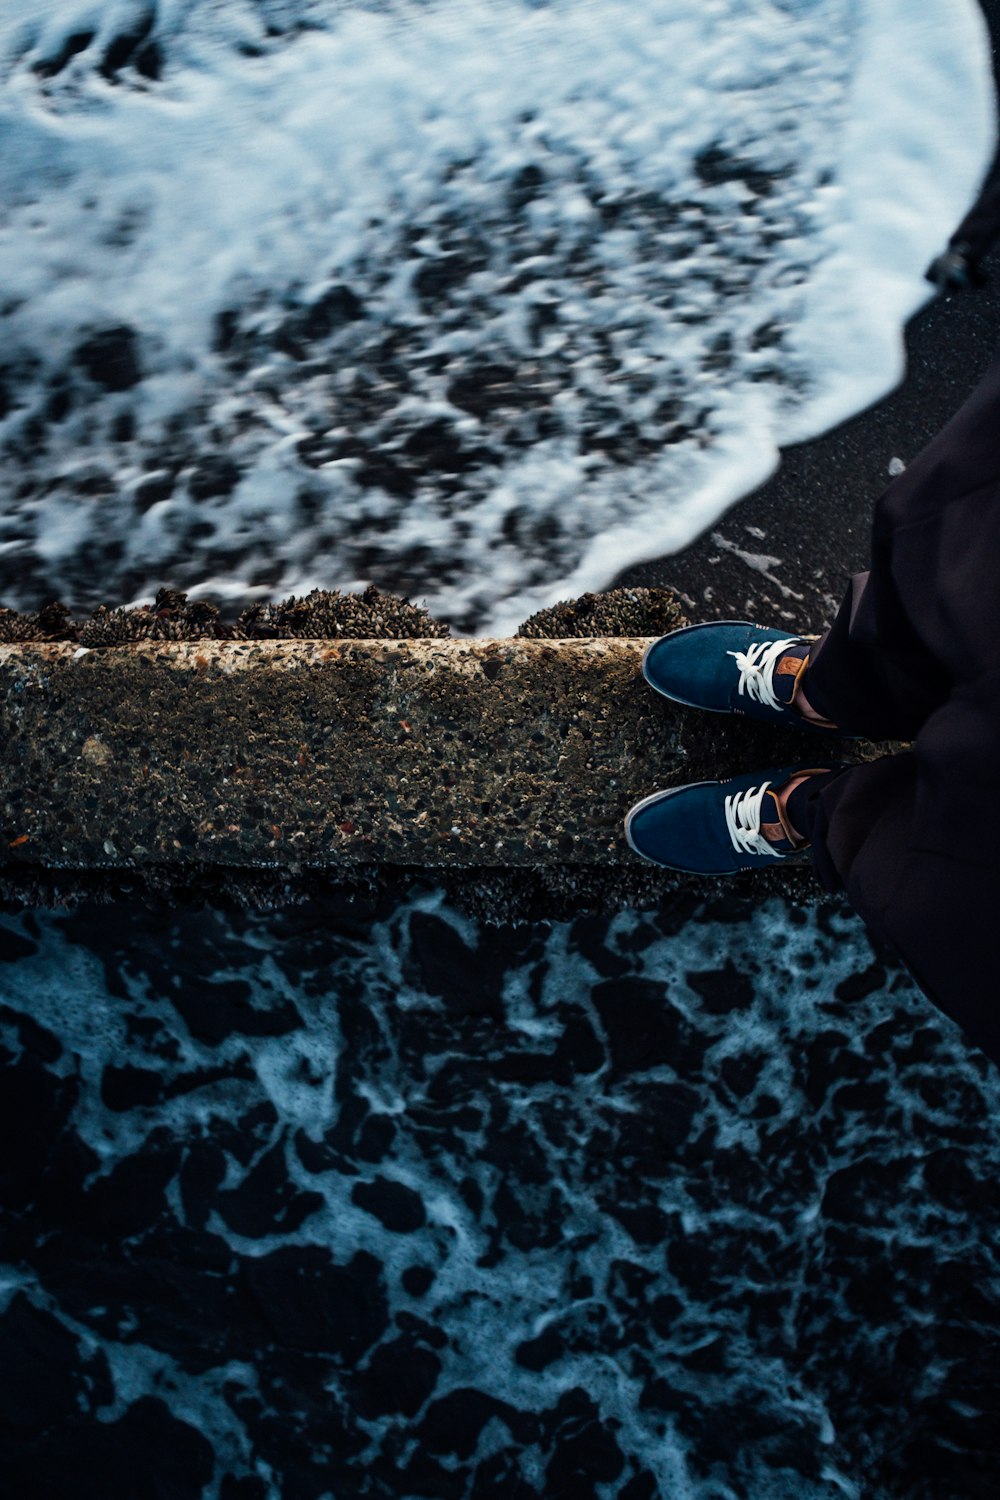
0, 636, 885, 911
0, 637, 670, 868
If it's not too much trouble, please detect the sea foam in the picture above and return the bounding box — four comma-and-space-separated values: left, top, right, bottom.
0, 0, 993, 631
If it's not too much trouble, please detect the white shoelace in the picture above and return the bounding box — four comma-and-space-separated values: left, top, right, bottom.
726, 637, 801, 713
725, 781, 782, 858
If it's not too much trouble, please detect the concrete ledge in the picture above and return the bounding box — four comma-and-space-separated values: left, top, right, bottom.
0, 637, 668, 868
0, 637, 883, 910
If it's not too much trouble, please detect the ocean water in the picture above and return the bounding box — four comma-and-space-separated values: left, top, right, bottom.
0, 0, 993, 631
3, 892, 1000, 1499
1, 2, 1000, 1498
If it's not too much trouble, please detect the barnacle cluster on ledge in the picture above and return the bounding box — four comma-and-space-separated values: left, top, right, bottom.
0, 584, 687, 645
0, 860, 823, 926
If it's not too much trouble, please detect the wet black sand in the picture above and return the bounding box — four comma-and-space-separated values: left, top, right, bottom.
616, 0, 1000, 631
617, 259, 1000, 625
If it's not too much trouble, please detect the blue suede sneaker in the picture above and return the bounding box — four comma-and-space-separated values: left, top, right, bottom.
625, 763, 848, 875
642, 621, 844, 732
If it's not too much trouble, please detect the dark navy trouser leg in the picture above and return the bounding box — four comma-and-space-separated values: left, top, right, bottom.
778, 353, 1000, 1065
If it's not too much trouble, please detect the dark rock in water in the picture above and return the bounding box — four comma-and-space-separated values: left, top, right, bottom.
32, 28, 96, 78
99, 1062, 164, 1111
591, 976, 692, 1074
418, 1388, 528, 1460
801, 1029, 853, 1107
550, 1012, 604, 1079
351, 1175, 427, 1233
821, 1155, 919, 1225
213, 308, 240, 353
110, 410, 135, 443
401, 1264, 435, 1297
508, 162, 547, 212
349, 1333, 442, 1418
514, 1322, 564, 1371
541, 1389, 626, 1491
446, 361, 523, 418
45, 379, 73, 423
686, 958, 756, 1014
460, 1449, 538, 1499
619, 1474, 659, 1500
302, 283, 364, 337
406, 911, 504, 1015
188, 456, 241, 500
4, 1379, 212, 1499
165, 973, 301, 1045
355, 1112, 396, 1163
243, 1244, 388, 1358
0, 1293, 112, 1435
720, 1049, 765, 1098
73, 325, 142, 392
397, 1311, 448, 1352
835, 961, 888, 1002
231, 1380, 366, 1500
220, 1478, 270, 1500
546, 1419, 626, 1493
412, 248, 487, 308
387, 1450, 470, 1500
80, 1397, 215, 1500
99, 6, 157, 81
0, 1056, 80, 1212
133, 41, 162, 81
134, 469, 176, 511
178, 1140, 228, 1230
0, 928, 39, 965
274, 284, 366, 355
921, 1146, 994, 1214
606, 1198, 671, 1247
78, 1143, 180, 1243
402, 416, 488, 477
694, 143, 784, 197
52, 1221, 247, 1370
666, 1227, 740, 1293
216, 1142, 324, 1238
354, 450, 417, 496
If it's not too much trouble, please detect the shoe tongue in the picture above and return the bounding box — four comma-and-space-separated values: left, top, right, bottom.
771, 643, 810, 707
760, 788, 798, 852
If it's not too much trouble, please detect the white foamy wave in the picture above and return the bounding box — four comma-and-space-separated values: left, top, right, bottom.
0, 0, 993, 630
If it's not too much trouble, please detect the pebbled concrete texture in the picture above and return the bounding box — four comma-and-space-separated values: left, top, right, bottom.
1, 637, 662, 870
0, 634, 893, 911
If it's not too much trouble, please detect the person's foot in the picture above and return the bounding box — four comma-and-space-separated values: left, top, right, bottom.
641, 622, 851, 734
624, 764, 848, 874
764, 770, 816, 845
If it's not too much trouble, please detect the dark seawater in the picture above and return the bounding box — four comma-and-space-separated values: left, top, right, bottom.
2, 891, 999, 1498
